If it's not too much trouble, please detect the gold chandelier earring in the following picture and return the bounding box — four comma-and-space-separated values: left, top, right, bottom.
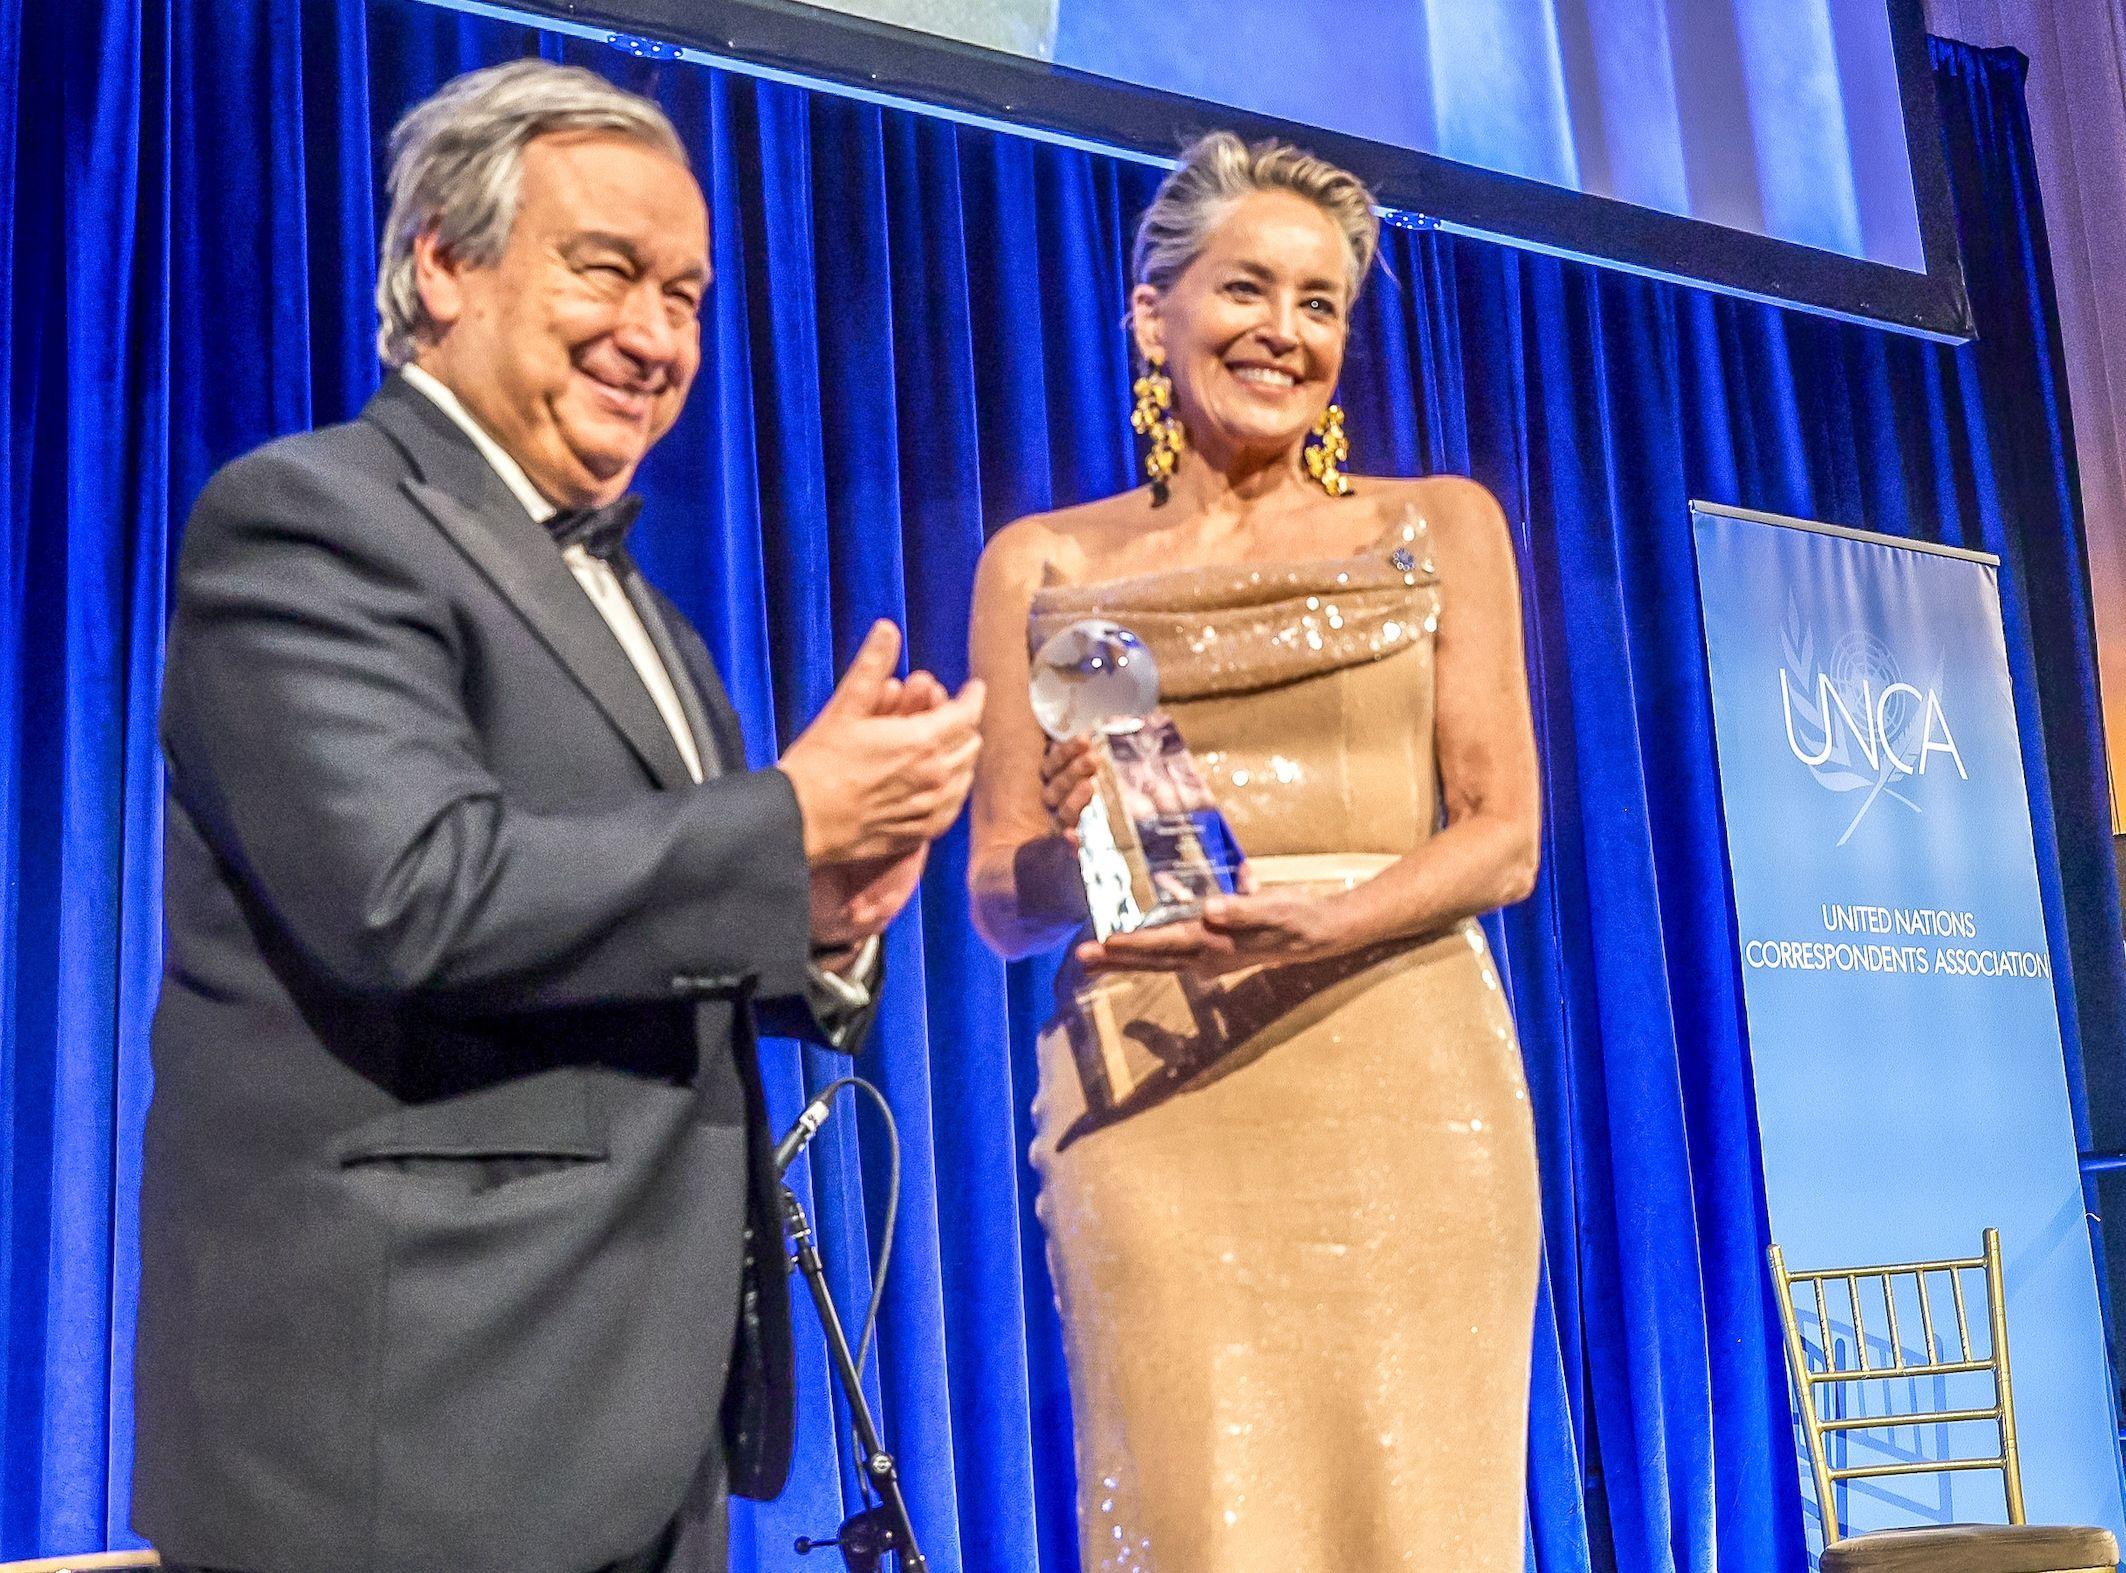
1131, 354, 1185, 504
1305, 401, 1353, 497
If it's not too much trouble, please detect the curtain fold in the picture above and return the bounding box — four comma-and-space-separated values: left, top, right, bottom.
2, 7, 2113, 1571
1923, 0, 2126, 828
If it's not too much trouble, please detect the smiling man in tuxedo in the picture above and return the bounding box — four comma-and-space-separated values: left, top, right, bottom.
132, 60, 981, 1573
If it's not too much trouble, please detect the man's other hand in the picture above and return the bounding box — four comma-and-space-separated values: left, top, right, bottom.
809, 846, 929, 957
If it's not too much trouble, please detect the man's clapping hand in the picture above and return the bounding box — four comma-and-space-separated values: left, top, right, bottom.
782, 622, 984, 957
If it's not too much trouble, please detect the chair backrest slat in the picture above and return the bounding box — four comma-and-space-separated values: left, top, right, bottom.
1832, 1455, 2007, 1483
1915, 1268, 1939, 1364
1770, 1242, 1842, 1526
1806, 1356, 1992, 1383
1984, 1230, 2028, 1524
1815, 1276, 1834, 1377
1768, 1228, 2024, 1548
1951, 1264, 1973, 1361
1780, 1254, 1983, 1280
1818, 1404, 1999, 1433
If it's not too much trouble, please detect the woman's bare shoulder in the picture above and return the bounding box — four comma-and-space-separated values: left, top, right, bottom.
977, 489, 1152, 591
1359, 473, 1514, 569
1359, 472, 1505, 519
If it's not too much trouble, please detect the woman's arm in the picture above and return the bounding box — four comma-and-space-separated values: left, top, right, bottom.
966, 518, 1097, 958
1080, 476, 1540, 974
1330, 475, 1541, 936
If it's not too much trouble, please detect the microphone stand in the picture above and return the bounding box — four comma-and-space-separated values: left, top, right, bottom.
781, 1181, 928, 1573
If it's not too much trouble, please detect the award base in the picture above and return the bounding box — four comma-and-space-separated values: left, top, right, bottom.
1071, 712, 1245, 941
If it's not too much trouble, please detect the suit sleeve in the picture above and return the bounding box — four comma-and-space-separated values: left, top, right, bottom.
746, 942, 882, 1055
644, 582, 883, 1056
162, 447, 814, 1014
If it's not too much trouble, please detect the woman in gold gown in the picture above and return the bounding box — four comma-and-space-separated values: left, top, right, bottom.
965, 134, 1544, 1573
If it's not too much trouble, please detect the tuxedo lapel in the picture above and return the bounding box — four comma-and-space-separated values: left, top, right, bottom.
363, 376, 696, 792
616, 557, 724, 778
402, 479, 696, 791
647, 584, 751, 775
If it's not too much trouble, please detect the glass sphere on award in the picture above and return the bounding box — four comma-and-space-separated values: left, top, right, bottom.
1029, 618, 1246, 940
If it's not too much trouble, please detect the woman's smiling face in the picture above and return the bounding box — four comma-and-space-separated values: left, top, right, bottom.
1132, 188, 1354, 468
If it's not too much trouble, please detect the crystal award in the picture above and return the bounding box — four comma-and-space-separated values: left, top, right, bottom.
1029, 618, 1246, 940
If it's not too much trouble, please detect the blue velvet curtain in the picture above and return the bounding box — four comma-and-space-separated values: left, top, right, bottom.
4, 4, 2117, 1570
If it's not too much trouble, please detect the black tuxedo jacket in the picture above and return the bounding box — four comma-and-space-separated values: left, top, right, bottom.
133, 374, 868, 1573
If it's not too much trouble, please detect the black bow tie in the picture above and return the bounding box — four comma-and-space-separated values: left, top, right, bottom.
546, 494, 643, 562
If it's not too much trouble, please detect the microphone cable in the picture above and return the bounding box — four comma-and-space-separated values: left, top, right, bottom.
782, 1074, 902, 1392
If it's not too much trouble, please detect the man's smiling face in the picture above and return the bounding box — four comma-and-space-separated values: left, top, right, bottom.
412, 130, 709, 507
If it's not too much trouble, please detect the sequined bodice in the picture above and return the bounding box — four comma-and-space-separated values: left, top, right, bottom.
1027, 511, 1441, 860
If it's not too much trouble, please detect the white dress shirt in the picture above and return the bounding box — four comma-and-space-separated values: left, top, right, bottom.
401, 364, 875, 1005
402, 365, 707, 782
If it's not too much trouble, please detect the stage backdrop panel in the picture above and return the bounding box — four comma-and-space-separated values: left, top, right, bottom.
1692, 502, 2125, 1554
450, 0, 1971, 336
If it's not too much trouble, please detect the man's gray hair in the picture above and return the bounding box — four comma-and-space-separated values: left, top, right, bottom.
374, 60, 688, 367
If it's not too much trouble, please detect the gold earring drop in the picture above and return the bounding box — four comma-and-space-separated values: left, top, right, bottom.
1305, 402, 1352, 497
1132, 355, 1185, 504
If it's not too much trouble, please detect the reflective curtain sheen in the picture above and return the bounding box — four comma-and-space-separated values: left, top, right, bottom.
3, 7, 2117, 1572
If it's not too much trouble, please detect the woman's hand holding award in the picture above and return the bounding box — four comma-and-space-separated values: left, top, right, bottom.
1029, 619, 1246, 940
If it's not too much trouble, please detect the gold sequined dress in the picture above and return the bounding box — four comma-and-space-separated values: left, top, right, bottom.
1026, 513, 1541, 1573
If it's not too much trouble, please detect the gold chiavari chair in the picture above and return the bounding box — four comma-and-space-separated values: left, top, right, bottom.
1769, 1228, 2119, 1573
0, 1554, 160, 1572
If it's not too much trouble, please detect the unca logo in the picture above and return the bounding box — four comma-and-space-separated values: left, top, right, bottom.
1779, 603, 1966, 846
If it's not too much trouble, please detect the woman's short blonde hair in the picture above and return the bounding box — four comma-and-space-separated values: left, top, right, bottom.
1132, 132, 1381, 299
